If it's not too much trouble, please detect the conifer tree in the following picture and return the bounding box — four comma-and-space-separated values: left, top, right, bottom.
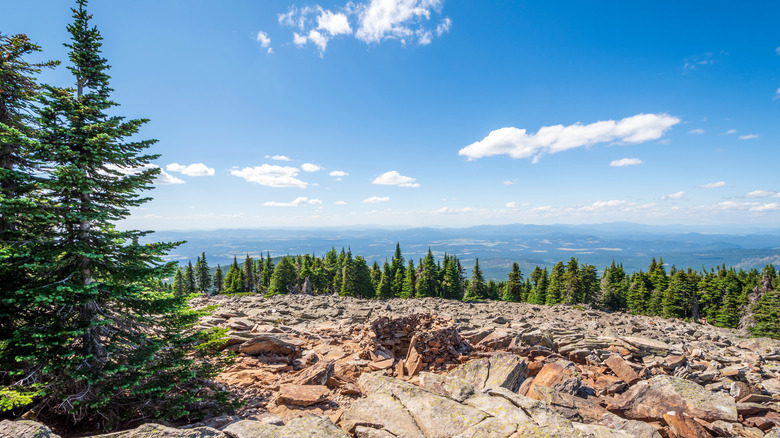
352, 256, 375, 298
464, 258, 487, 300
545, 261, 565, 305
213, 264, 224, 294
377, 261, 393, 299
562, 257, 581, 304
528, 267, 548, 304
502, 262, 523, 302
578, 264, 599, 305
261, 252, 274, 288
715, 270, 743, 328
195, 252, 211, 293
663, 270, 694, 319
185, 260, 196, 293
370, 261, 381, 287
243, 254, 255, 292
401, 260, 417, 298
172, 266, 186, 297
441, 255, 463, 299
268, 256, 296, 295
223, 257, 242, 293
600, 261, 627, 310
390, 243, 405, 297
1, 1, 231, 425
415, 249, 438, 298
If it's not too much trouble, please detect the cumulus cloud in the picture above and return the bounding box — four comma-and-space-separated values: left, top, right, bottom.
436, 207, 477, 214
329, 170, 348, 181
609, 158, 643, 167
503, 180, 516, 185
777, 47, 780, 56
363, 196, 390, 203
279, 0, 450, 54
698, 181, 726, 189
688, 128, 704, 135
267, 155, 292, 161
318, 10, 352, 35
738, 134, 759, 140
372, 170, 420, 187
459, 113, 680, 162
746, 190, 780, 198
166, 162, 215, 176
662, 191, 685, 200
752, 203, 779, 212
722, 129, 737, 135
264, 197, 322, 207
106, 164, 184, 185
231, 164, 307, 188
301, 163, 322, 172
335, 200, 348, 205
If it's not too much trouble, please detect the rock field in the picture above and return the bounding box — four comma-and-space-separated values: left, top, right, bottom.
4, 293, 780, 437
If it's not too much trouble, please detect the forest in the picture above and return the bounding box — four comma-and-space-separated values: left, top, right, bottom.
173, 245, 780, 340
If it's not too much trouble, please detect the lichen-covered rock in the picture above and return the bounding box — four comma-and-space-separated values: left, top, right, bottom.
615, 375, 737, 422
96, 424, 226, 437
358, 372, 488, 438
0, 420, 60, 438
341, 392, 426, 438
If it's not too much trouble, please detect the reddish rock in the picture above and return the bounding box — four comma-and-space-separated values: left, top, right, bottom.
293, 360, 334, 385
594, 374, 628, 396
527, 361, 582, 400
662, 411, 713, 438
605, 355, 640, 385
277, 384, 329, 407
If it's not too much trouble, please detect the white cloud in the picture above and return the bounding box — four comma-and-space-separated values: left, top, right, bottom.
317, 10, 352, 35
751, 203, 779, 212
267, 155, 292, 161
372, 170, 420, 187
264, 197, 322, 207
335, 201, 348, 205
256, 31, 271, 48
722, 129, 737, 135
503, 180, 516, 185
166, 162, 215, 176
590, 200, 626, 208
301, 163, 322, 172
436, 207, 477, 214
459, 113, 680, 161
775, 88, 780, 100
688, 128, 704, 135
307, 29, 329, 55
609, 158, 643, 167
746, 190, 780, 198
267, 48, 274, 55
698, 181, 726, 189
436, 17, 451, 37
738, 134, 759, 140
231, 164, 307, 188
777, 47, 780, 56
106, 164, 184, 185
293, 32, 308, 46
363, 196, 390, 203
662, 191, 685, 200
329, 170, 348, 181
355, 0, 446, 45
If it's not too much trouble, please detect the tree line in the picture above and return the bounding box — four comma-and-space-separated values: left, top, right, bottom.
176, 246, 779, 339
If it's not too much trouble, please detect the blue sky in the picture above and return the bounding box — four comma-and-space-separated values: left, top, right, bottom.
5, 1, 780, 230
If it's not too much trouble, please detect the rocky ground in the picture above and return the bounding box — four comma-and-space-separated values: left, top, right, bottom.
4, 293, 780, 437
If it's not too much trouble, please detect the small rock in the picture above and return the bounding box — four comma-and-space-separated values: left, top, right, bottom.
277, 384, 329, 406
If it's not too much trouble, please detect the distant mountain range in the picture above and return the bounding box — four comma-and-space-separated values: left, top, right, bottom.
145, 223, 780, 280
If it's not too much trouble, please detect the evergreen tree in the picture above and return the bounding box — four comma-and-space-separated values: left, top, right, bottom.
441, 255, 463, 299
261, 252, 274, 288
184, 260, 196, 293
401, 260, 417, 298
750, 268, 780, 339
627, 271, 651, 314
415, 249, 438, 298
390, 243, 405, 297
377, 261, 393, 299
562, 257, 581, 304
545, 261, 565, 305
195, 252, 211, 293
600, 261, 627, 310
1, 2, 231, 425
715, 270, 743, 328
339, 250, 356, 297
528, 267, 549, 304
223, 257, 242, 293
502, 262, 523, 302
268, 256, 296, 295
352, 256, 375, 298
243, 254, 255, 292
663, 270, 694, 319
172, 266, 186, 297
370, 261, 381, 288
464, 258, 487, 300
213, 264, 224, 294
578, 264, 599, 305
